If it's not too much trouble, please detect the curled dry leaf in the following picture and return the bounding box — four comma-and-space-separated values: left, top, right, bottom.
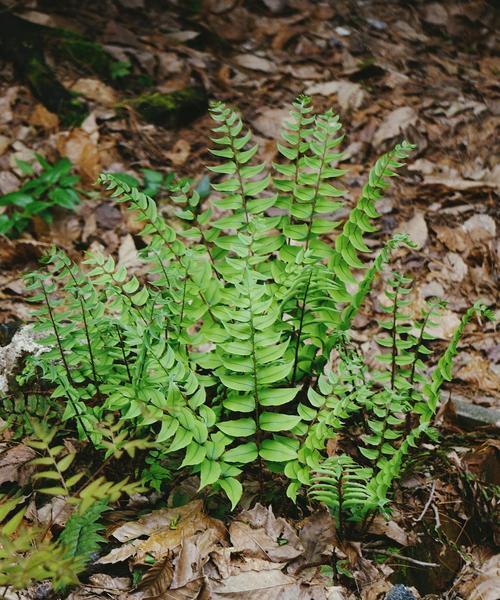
367, 515, 409, 546
253, 108, 290, 140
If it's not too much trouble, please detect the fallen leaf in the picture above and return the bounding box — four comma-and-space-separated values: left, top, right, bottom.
305, 80, 365, 111
423, 176, 497, 191
463, 214, 496, 242
71, 78, 117, 106
372, 107, 418, 148
58, 129, 100, 184
299, 508, 336, 563
97, 539, 142, 564
367, 515, 409, 546
457, 553, 500, 600
397, 211, 428, 249
118, 234, 141, 269
29, 104, 59, 130
0, 444, 36, 485
456, 356, 500, 394
429, 310, 461, 340
207, 569, 299, 599
137, 554, 174, 597
230, 504, 303, 562
165, 140, 191, 166
0, 135, 10, 156
234, 54, 276, 73
442, 252, 468, 283
253, 108, 290, 139
36, 495, 74, 527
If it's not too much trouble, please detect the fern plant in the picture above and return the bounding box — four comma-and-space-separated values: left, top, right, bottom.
8, 96, 493, 526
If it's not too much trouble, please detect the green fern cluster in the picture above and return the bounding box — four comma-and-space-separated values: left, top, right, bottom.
7, 96, 493, 526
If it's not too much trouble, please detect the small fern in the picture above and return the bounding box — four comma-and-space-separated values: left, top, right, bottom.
59, 500, 108, 567
3, 95, 492, 534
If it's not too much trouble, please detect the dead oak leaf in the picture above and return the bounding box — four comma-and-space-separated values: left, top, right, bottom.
0, 444, 36, 485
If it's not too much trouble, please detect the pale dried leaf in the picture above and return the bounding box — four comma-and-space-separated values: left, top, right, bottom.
208, 569, 299, 599
252, 108, 290, 140
29, 104, 59, 130
118, 234, 141, 269
397, 211, 428, 249
71, 78, 117, 106
165, 140, 191, 166
367, 515, 409, 546
305, 80, 364, 111
373, 107, 418, 147
234, 54, 276, 72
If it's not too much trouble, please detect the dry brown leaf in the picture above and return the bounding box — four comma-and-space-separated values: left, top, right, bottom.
97, 539, 142, 564
118, 234, 141, 270
207, 569, 299, 599
252, 108, 290, 139
58, 129, 100, 184
372, 107, 418, 148
71, 78, 117, 106
298, 508, 336, 563
36, 495, 74, 527
234, 54, 276, 73
230, 504, 303, 562
29, 104, 59, 130
430, 310, 461, 340
165, 140, 191, 166
367, 515, 409, 546
305, 80, 365, 111
463, 214, 496, 242
397, 211, 428, 249
456, 553, 500, 600
0, 444, 36, 485
456, 356, 500, 394
442, 252, 468, 283
137, 554, 174, 597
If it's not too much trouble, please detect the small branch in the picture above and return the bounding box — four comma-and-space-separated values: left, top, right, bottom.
415, 480, 436, 523
365, 549, 439, 568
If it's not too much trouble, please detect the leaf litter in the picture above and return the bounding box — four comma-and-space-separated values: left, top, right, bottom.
0, 0, 498, 597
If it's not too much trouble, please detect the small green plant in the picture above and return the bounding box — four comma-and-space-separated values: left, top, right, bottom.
0, 155, 80, 236
6, 96, 493, 532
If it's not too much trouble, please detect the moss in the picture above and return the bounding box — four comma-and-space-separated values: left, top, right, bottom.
125, 86, 208, 127
45, 29, 113, 79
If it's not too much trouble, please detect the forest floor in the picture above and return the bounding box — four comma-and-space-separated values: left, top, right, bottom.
0, 0, 498, 599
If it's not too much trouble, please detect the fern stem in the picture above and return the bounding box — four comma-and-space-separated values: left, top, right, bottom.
115, 325, 132, 384
39, 280, 91, 442
291, 269, 313, 386
244, 268, 264, 497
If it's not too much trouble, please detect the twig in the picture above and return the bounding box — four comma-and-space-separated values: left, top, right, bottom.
365, 549, 439, 568
416, 480, 436, 523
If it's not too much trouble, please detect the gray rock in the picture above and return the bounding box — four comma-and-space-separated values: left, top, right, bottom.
385, 585, 417, 600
